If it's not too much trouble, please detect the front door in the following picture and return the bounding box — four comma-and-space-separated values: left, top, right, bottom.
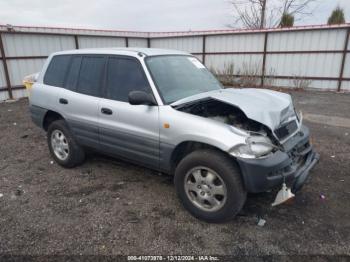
98, 56, 160, 169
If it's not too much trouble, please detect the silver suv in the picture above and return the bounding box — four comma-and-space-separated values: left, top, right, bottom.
29, 48, 319, 222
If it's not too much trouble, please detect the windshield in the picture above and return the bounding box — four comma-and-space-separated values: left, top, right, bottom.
145, 55, 222, 104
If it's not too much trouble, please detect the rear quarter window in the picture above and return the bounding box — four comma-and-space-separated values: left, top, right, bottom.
44, 55, 71, 87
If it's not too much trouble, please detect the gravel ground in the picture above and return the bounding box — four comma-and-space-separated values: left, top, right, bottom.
0, 90, 349, 259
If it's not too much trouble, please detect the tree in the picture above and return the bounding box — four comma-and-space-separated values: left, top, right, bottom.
328, 7, 345, 25
230, 0, 317, 29
229, 0, 268, 29
280, 13, 294, 27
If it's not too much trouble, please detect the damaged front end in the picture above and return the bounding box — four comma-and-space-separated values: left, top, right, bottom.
174, 92, 319, 197
174, 97, 282, 159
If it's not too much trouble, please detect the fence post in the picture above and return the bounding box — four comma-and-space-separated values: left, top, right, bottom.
338, 27, 350, 92
125, 37, 129, 47
74, 35, 79, 49
0, 32, 13, 99
261, 31, 268, 87
202, 35, 206, 65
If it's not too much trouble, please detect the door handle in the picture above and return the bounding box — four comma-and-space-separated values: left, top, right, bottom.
101, 108, 113, 115
59, 98, 68, 104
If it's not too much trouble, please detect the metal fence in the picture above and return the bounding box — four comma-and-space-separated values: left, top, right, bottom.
1, 23, 350, 100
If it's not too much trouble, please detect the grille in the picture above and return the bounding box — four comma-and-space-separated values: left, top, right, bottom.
275, 120, 298, 140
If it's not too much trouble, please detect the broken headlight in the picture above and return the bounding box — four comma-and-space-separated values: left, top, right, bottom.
230, 136, 274, 159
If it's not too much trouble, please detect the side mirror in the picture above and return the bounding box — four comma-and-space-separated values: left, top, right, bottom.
128, 91, 157, 106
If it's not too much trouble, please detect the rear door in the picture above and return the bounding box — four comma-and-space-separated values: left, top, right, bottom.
98, 56, 160, 169
57, 55, 106, 149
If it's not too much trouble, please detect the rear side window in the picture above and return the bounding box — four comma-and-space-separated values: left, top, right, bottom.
76, 56, 105, 97
44, 55, 71, 87
65, 56, 82, 91
106, 57, 151, 102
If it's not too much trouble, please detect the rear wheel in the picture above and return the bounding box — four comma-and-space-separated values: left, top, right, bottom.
47, 120, 85, 168
174, 149, 246, 223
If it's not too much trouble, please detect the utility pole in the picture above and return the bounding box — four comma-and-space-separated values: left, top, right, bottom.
260, 0, 267, 29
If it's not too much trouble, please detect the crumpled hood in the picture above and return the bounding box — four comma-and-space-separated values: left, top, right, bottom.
172, 88, 295, 130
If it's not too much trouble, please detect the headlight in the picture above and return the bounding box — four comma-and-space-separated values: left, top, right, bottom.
230, 136, 274, 159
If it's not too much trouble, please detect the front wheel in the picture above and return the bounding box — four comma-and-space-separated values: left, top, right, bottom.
174, 149, 246, 223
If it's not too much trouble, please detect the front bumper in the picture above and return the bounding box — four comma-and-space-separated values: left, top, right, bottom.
236, 126, 319, 193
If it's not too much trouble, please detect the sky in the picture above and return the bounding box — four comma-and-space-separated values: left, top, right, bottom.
0, 0, 349, 32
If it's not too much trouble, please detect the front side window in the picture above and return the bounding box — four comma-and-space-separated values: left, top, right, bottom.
76, 56, 106, 97
106, 57, 151, 102
44, 55, 71, 87
146, 55, 222, 104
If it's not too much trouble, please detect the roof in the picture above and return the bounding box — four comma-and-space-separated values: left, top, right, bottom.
53, 47, 190, 57
1, 23, 350, 38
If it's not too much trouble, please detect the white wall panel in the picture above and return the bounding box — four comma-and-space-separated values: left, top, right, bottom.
0, 90, 9, 101
206, 54, 263, 74
0, 61, 10, 101
265, 53, 342, 77
78, 36, 125, 48
341, 53, 350, 79
2, 34, 75, 56
13, 89, 28, 99
346, 34, 350, 50
128, 38, 148, 47
206, 33, 265, 52
268, 29, 346, 51
340, 81, 350, 91
0, 62, 6, 88
271, 78, 338, 90
150, 36, 202, 53
7, 59, 47, 86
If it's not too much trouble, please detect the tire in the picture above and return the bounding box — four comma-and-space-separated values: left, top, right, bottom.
174, 149, 246, 223
47, 119, 85, 168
